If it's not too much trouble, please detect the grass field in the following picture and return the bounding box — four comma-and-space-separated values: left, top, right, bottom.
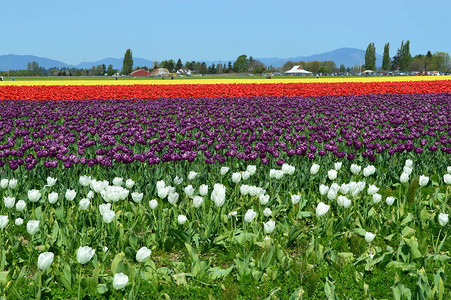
0, 75, 450, 86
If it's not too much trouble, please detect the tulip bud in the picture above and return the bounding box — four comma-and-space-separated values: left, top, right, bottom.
211, 183, 226, 207
419, 175, 429, 187
319, 184, 329, 196
0, 215, 9, 229
244, 209, 257, 223
316, 202, 330, 217
184, 185, 195, 198
8, 179, 17, 189
28, 189, 41, 202
444, 174, 451, 185
403, 166, 412, 175
112, 177, 123, 186
363, 165, 376, 177
99, 203, 111, 216
199, 184, 208, 196
259, 194, 270, 205
38, 252, 54, 270
125, 179, 135, 189
187, 171, 198, 180
15, 218, 24, 226
86, 190, 94, 199
231, 172, 241, 183
240, 184, 250, 196
173, 176, 183, 185
149, 199, 158, 210
79, 175, 91, 187
291, 194, 301, 205
274, 170, 284, 179
77, 246, 95, 264
364, 232, 375, 243
220, 167, 230, 176
372, 193, 382, 204
310, 163, 320, 175
26, 220, 40, 235
102, 210, 115, 224
350, 164, 361, 175
447, 166, 451, 173
79, 198, 90, 211
405, 159, 413, 168
367, 185, 379, 195
327, 169, 337, 180
247, 165, 257, 175
192, 196, 203, 208
131, 192, 143, 203
385, 196, 396, 206
48, 192, 58, 204
4, 196, 15, 209
65, 189, 77, 201
136, 247, 151, 262
113, 273, 129, 290
263, 208, 272, 217
0, 179, 8, 189
177, 214, 187, 225
334, 162, 342, 171
263, 220, 276, 234
400, 172, 409, 183
167, 192, 179, 205
46, 177, 57, 187
438, 213, 449, 226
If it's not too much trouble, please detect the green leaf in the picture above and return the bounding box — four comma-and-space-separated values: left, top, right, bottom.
111, 252, 126, 275
401, 226, 415, 238
0, 271, 9, 285
207, 266, 233, 280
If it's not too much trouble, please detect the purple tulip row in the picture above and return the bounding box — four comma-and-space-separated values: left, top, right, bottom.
0, 93, 450, 170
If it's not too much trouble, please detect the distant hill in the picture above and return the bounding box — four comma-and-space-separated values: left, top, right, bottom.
0, 48, 383, 71
0, 54, 68, 70
75, 57, 154, 70
256, 48, 383, 68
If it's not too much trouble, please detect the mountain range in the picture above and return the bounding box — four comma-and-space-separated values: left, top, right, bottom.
0, 48, 382, 71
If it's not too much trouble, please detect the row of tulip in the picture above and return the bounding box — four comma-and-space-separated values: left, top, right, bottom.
1, 80, 451, 100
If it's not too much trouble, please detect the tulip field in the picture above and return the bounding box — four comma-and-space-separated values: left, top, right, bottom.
0, 77, 450, 299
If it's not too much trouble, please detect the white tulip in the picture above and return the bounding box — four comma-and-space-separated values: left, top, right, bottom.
102, 210, 115, 224
419, 175, 429, 187
337, 195, 348, 207
310, 163, 320, 175
177, 214, 187, 225
211, 183, 226, 207
15, 200, 26, 212
403, 166, 412, 175
199, 184, 208, 196
15, 218, 24, 226
184, 185, 195, 198
340, 183, 349, 195
8, 179, 17, 189
334, 162, 342, 171
192, 196, 204, 208
348, 181, 358, 194
168, 192, 179, 205
327, 189, 338, 201
231, 172, 242, 183
269, 169, 276, 178
90, 179, 107, 193
240, 184, 250, 196
447, 166, 451, 173
156, 180, 165, 190
220, 167, 230, 176
149, 199, 158, 210
405, 159, 413, 168
119, 188, 129, 200
157, 187, 169, 199
46, 177, 57, 187
86, 190, 94, 199
386, 196, 396, 206
38, 252, 54, 270
259, 194, 270, 205
316, 202, 330, 217
4, 196, 15, 209
112, 177, 123, 186
125, 179, 135, 189
77, 246, 95, 264
263, 208, 272, 217
136, 247, 151, 262
48, 192, 58, 204
319, 184, 329, 196
350, 164, 361, 175
242, 171, 251, 180
363, 165, 376, 177
291, 194, 301, 205
400, 172, 409, 183
65, 189, 77, 201
342, 197, 352, 208
443, 174, 451, 185
79, 175, 91, 187
274, 170, 284, 179
228, 211, 238, 218
99, 203, 112, 216
244, 209, 257, 223
113, 273, 129, 290
365, 232, 376, 243
263, 220, 276, 234
187, 171, 198, 180
131, 192, 143, 203
438, 213, 449, 226
0, 215, 8, 229
282, 163, 295, 175
372, 193, 382, 204
173, 176, 183, 186
26, 220, 40, 235
28, 189, 41, 202
327, 169, 337, 180
79, 198, 90, 210
0, 179, 8, 189
247, 165, 257, 175
367, 185, 379, 195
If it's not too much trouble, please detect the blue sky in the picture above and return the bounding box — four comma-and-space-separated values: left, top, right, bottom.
2, 0, 450, 64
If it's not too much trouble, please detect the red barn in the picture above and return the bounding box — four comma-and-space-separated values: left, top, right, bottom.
130, 69, 150, 77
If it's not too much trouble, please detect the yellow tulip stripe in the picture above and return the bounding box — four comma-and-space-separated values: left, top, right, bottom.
1, 75, 451, 86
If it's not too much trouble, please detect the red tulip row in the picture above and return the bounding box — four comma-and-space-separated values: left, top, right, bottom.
1, 80, 451, 100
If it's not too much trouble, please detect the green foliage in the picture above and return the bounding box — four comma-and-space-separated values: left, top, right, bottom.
122, 49, 134, 75
382, 42, 391, 71
232, 55, 249, 73
364, 42, 376, 71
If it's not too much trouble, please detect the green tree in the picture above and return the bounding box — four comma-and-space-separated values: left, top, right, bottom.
176, 58, 183, 70
27, 61, 43, 76
364, 42, 376, 70
382, 43, 391, 70
106, 64, 115, 76
232, 55, 249, 73
433, 51, 450, 72
122, 49, 133, 75
339, 64, 346, 73
399, 41, 412, 71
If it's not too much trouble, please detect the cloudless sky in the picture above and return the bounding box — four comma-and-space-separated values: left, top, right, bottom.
2, 0, 450, 64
